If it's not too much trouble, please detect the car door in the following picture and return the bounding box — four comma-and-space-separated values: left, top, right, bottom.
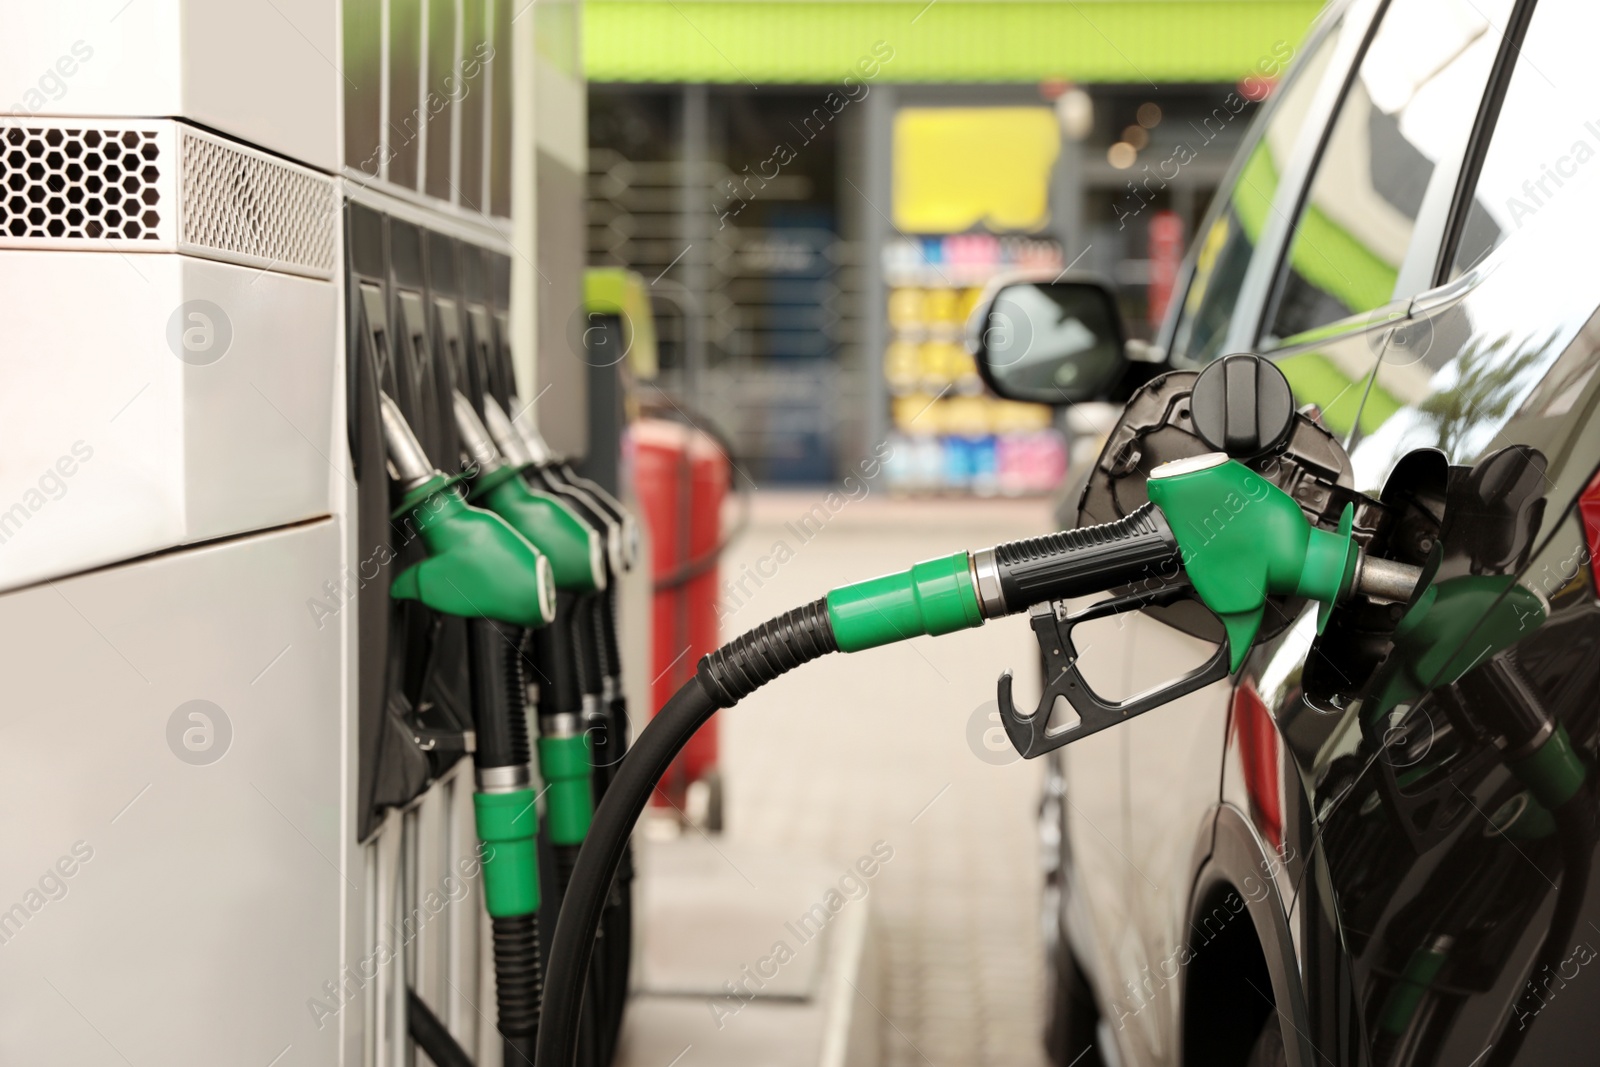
1076, 6, 1382, 1064
1126, 0, 1531, 1060
1246, 0, 1600, 1063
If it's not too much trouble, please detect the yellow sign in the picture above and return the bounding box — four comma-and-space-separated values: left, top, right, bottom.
893, 107, 1060, 234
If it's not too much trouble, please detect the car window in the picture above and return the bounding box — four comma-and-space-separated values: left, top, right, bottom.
1263, 0, 1514, 345
1447, 0, 1600, 277
1350, 0, 1600, 485
1167, 22, 1341, 367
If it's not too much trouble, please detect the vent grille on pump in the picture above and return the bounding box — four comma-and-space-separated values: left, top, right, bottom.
1, 126, 162, 242
0, 119, 334, 279
179, 129, 334, 276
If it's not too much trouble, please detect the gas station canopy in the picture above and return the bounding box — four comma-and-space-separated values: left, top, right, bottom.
584, 0, 1323, 84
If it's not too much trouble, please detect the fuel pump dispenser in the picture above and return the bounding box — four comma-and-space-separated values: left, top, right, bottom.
380, 394, 556, 1065
0, 2, 610, 1060
536, 445, 1429, 1064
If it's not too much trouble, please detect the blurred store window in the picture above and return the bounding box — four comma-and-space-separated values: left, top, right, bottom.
585, 1, 1320, 494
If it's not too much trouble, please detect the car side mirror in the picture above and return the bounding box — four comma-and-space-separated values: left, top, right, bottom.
968, 276, 1130, 405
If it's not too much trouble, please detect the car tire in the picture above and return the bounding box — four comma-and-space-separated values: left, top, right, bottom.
1244, 1016, 1288, 1067
1045, 933, 1105, 1067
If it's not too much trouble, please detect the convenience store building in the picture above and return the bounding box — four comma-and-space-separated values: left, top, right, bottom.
584, 0, 1322, 490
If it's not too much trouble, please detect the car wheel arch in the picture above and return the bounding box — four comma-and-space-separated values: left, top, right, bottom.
1180, 803, 1312, 1067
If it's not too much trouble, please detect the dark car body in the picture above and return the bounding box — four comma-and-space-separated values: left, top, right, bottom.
1043, 1, 1600, 1064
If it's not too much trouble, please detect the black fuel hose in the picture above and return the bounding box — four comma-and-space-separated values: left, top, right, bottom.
589, 586, 633, 1064
537, 601, 837, 1065
532, 594, 585, 720
573, 595, 605, 701
598, 590, 622, 682
538, 506, 1190, 1064
470, 619, 533, 770
590, 590, 630, 788
521, 462, 626, 1067
406, 988, 476, 1067
541, 475, 636, 1064
530, 588, 610, 1067
599, 869, 632, 1064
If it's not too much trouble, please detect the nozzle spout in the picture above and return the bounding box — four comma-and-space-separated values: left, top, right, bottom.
380, 392, 436, 488
505, 395, 555, 465
484, 396, 538, 468
454, 390, 506, 474
1354, 555, 1424, 604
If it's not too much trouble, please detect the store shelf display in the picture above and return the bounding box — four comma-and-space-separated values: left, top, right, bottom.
881, 235, 1068, 496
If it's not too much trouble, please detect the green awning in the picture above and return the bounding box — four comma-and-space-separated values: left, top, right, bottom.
584, 1, 1324, 84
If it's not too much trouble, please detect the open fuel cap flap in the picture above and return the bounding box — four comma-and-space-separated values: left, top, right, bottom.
1075, 352, 1375, 646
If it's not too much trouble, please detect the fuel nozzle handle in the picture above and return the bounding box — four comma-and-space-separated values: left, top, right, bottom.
820, 505, 1180, 656
970, 506, 1179, 618
484, 395, 629, 579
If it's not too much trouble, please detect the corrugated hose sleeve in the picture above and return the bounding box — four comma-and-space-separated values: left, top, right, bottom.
697, 598, 839, 705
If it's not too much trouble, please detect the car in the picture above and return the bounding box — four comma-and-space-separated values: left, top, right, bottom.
972, 0, 1600, 1064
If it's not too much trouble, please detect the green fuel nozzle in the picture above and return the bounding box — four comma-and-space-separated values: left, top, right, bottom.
704, 453, 1421, 759
379, 394, 557, 628
823, 455, 1407, 664
453, 391, 608, 594
488, 394, 641, 578
1144, 453, 1362, 664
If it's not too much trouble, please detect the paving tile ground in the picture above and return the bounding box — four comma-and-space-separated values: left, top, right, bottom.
708, 490, 1054, 1067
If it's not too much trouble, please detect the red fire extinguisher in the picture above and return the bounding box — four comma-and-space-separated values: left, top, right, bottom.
627, 416, 732, 826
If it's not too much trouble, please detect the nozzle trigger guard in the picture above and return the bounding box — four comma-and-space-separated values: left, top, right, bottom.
996, 584, 1233, 759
